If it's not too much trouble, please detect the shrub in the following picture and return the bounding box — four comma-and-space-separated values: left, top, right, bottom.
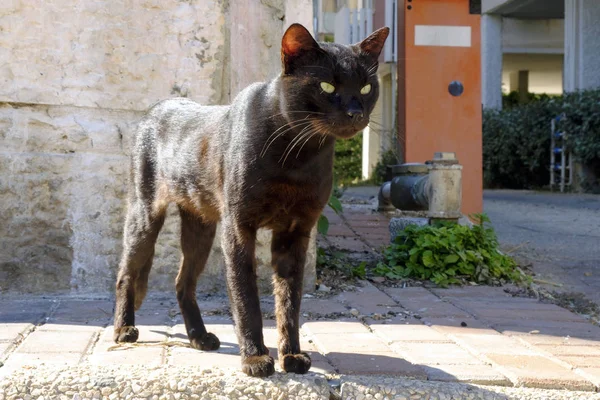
374, 214, 528, 287
483, 88, 600, 190
333, 132, 363, 187
370, 149, 400, 185
483, 97, 560, 189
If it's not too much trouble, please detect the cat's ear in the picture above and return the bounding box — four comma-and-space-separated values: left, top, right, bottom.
358, 27, 390, 59
281, 23, 320, 74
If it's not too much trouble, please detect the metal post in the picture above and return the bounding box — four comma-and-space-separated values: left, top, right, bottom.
550, 118, 555, 191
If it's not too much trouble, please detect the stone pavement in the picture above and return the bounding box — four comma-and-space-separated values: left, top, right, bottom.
2, 282, 600, 397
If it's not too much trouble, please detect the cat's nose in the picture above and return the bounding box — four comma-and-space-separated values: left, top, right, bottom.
346, 107, 364, 120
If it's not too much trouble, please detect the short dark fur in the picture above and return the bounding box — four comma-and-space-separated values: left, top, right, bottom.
113, 24, 389, 377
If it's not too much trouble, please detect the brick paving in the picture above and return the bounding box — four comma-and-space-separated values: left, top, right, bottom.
2, 283, 600, 391
1, 204, 600, 392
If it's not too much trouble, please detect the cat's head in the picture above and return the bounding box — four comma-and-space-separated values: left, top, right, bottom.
280, 23, 389, 140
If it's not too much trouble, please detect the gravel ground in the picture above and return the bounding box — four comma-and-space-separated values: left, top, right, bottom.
341, 376, 600, 400
0, 366, 331, 400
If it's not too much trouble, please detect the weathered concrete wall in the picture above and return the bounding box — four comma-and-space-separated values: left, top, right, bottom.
0, 0, 315, 295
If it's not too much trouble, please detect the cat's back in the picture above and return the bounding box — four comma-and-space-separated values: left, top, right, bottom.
140, 98, 229, 140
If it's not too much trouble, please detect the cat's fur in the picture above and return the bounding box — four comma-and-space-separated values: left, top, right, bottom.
113, 23, 389, 377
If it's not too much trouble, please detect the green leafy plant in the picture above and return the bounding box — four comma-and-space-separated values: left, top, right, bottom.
317, 193, 343, 235
375, 214, 528, 287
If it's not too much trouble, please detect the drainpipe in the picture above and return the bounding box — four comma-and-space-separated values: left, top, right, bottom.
378, 152, 463, 220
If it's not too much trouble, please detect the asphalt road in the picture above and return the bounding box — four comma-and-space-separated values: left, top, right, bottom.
484, 190, 600, 302
484, 190, 600, 268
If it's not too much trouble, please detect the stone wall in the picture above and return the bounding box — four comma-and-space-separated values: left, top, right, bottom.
0, 0, 315, 295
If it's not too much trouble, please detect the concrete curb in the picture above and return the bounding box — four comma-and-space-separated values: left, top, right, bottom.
341, 376, 600, 400
0, 365, 331, 400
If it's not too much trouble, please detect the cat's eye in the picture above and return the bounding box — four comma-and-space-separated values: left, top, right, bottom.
320, 82, 335, 94
360, 84, 372, 95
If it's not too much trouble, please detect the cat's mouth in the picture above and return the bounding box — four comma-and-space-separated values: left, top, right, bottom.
318, 118, 369, 139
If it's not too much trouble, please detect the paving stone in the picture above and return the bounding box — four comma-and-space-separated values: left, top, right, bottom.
335, 282, 396, 315
302, 321, 371, 335
3, 351, 83, 368
495, 321, 600, 339
0, 300, 53, 323
381, 287, 434, 303
88, 346, 165, 366
579, 368, 600, 386
38, 322, 102, 333
17, 329, 97, 354
431, 286, 513, 299
0, 341, 13, 356
537, 345, 600, 357
301, 298, 349, 317
424, 364, 511, 386
391, 342, 485, 366
168, 347, 240, 369
312, 332, 391, 354
487, 354, 596, 391
518, 335, 600, 347
370, 324, 451, 344
558, 356, 600, 368
50, 300, 113, 325
425, 317, 489, 333
451, 333, 539, 356
326, 225, 355, 237
455, 298, 557, 311
380, 287, 472, 319
326, 236, 371, 252
94, 324, 168, 350
327, 351, 426, 377
468, 307, 588, 323
0, 323, 33, 341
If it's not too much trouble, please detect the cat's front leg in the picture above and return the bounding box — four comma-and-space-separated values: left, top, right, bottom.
221, 217, 274, 377
271, 228, 312, 374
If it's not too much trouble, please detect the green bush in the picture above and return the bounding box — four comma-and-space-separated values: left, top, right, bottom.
483, 89, 600, 190
483, 97, 560, 189
333, 133, 363, 187
374, 214, 528, 287
370, 149, 400, 185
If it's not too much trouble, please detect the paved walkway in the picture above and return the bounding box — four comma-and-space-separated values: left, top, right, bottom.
2, 191, 600, 398
2, 283, 600, 394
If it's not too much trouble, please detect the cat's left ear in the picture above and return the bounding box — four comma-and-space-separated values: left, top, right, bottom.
358, 27, 390, 59
282, 23, 321, 74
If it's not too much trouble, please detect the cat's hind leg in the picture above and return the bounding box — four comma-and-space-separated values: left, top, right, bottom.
114, 203, 165, 343
177, 207, 220, 351
272, 228, 312, 374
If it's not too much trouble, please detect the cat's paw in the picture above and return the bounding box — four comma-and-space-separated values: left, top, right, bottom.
113, 326, 139, 343
242, 355, 275, 377
190, 332, 220, 351
281, 352, 311, 374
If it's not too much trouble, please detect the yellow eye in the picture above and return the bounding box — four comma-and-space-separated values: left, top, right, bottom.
320, 82, 335, 94
360, 84, 372, 95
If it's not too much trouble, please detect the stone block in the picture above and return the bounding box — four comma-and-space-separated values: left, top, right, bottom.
389, 217, 429, 241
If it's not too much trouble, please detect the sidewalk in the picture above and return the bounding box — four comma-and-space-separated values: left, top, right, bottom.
2, 196, 600, 399
2, 283, 600, 398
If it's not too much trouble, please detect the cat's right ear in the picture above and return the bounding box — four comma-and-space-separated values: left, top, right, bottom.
281, 23, 320, 74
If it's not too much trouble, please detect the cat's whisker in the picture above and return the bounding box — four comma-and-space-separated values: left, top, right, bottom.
279, 125, 314, 165
260, 119, 315, 157
296, 129, 320, 158
280, 125, 319, 166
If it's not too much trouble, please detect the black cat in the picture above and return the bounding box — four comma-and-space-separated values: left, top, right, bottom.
113, 23, 389, 377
